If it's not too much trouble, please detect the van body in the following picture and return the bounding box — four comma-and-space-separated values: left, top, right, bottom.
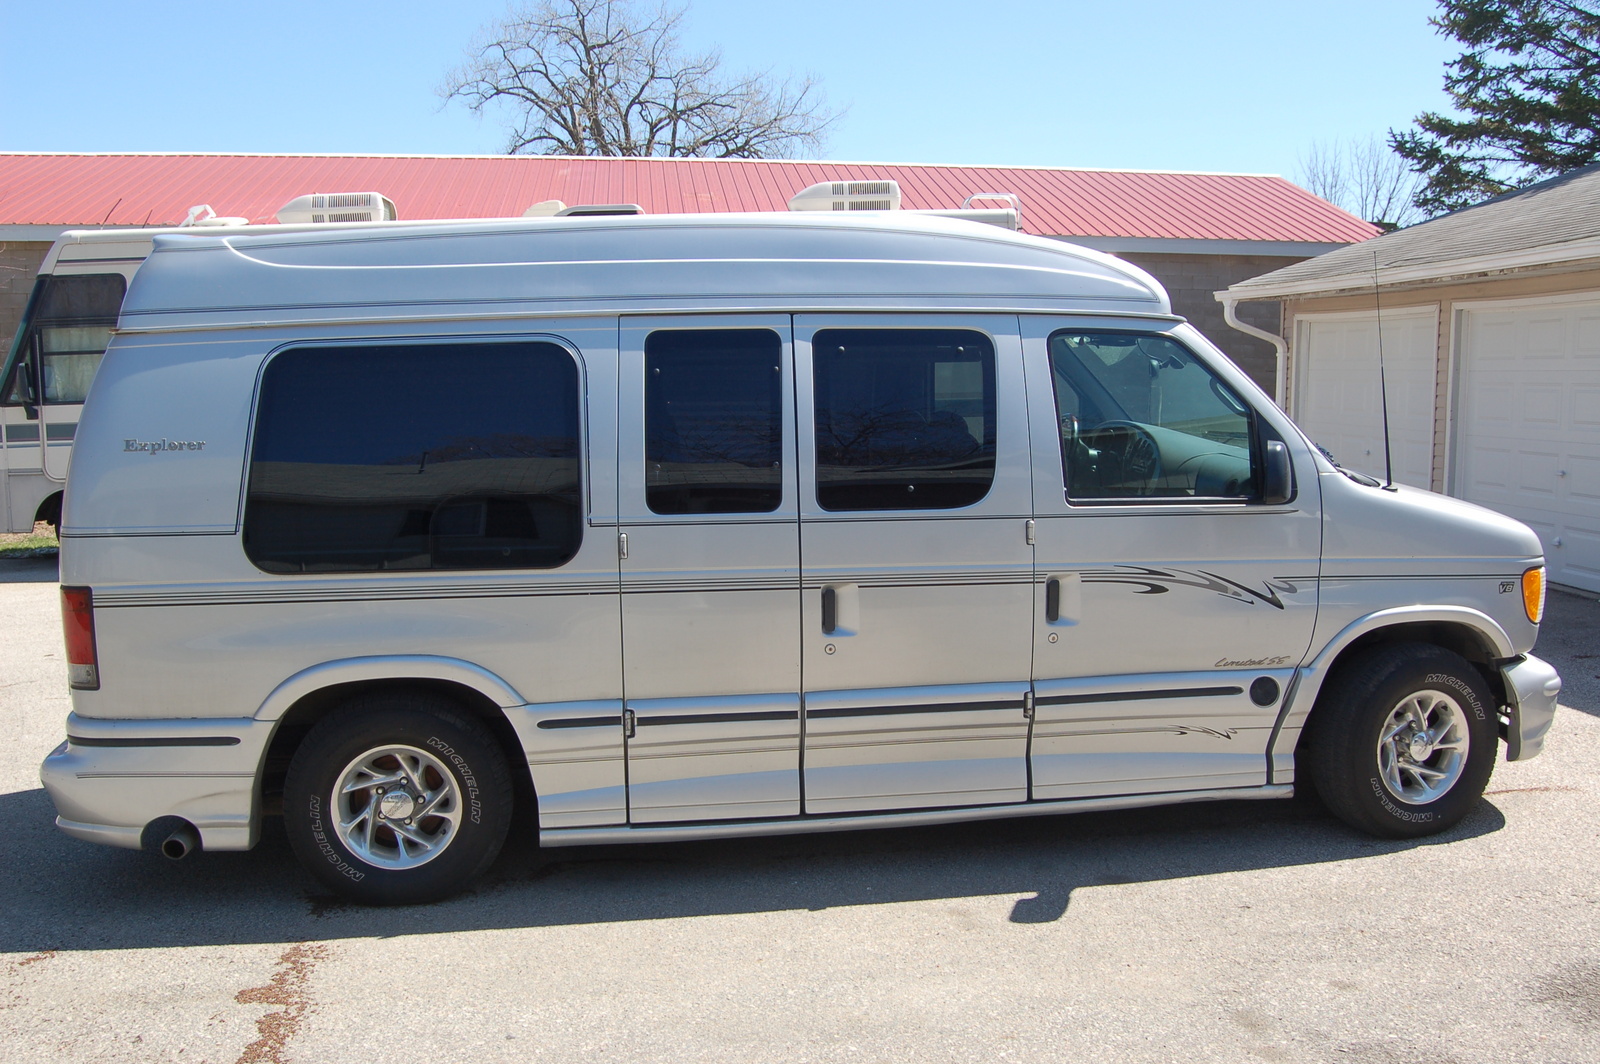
40, 213, 1562, 903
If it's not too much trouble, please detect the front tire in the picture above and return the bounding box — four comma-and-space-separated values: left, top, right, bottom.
283, 694, 512, 904
1305, 643, 1497, 839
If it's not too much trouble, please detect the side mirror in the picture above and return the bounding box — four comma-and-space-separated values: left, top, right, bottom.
1261, 439, 1292, 505
12, 356, 41, 420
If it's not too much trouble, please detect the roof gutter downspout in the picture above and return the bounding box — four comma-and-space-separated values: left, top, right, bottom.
1218, 295, 1288, 409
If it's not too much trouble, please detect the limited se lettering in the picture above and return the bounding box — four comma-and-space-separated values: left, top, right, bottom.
1215, 654, 1292, 668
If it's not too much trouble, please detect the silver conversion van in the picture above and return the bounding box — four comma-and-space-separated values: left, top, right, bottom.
41, 212, 1562, 904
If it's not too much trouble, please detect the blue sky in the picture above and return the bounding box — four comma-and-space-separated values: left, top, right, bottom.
0, 0, 1460, 181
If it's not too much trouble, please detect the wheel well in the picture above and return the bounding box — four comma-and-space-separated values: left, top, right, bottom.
259, 679, 536, 823
33, 491, 61, 530
1305, 621, 1510, 735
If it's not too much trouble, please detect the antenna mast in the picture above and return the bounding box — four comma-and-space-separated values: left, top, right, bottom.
1372, 250, 1397, 491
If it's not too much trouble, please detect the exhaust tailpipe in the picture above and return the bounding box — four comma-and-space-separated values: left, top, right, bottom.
142, 817, 201, 861
161, 823, 199, 860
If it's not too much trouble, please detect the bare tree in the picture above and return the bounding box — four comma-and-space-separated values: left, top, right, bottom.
443, 0, 839, 158
1297, 135, 1427, 230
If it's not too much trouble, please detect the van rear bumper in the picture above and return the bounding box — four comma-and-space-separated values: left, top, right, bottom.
38, 714, 272, 852
1500, 654, 1561, 761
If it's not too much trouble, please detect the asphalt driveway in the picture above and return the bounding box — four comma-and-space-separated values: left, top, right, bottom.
2, 555, 1596, 1063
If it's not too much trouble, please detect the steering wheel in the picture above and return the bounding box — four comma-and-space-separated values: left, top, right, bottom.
1083, 420, 1162, 489
1060, 412, 1081, 458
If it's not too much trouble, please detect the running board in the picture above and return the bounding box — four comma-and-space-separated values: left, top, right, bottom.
539, 784, 1294, 848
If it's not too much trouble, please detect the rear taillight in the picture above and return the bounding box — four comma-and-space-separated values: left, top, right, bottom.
61, 586, 99, 690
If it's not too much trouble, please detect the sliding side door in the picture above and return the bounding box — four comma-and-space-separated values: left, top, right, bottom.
618, 316, 803, 823
796, 315, 1035, 815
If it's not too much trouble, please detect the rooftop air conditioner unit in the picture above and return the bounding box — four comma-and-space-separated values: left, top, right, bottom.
274, 192, 399, 225
787, 180, 903, 212
178, 204, 250, 227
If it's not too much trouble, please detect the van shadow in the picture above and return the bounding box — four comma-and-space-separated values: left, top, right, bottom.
0, 555, 58, 584
0, 787, 1505, 954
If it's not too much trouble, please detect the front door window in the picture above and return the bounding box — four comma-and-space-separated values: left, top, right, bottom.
1049, 331, 1257, 502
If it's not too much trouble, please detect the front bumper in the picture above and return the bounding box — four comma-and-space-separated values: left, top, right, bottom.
1500, 653, 1561, 761
39, 713, 275, 852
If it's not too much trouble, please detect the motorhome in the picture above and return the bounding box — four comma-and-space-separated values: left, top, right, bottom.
39, 208, 1560, 904
0, 195, 403, 534
3, 230, 151, 532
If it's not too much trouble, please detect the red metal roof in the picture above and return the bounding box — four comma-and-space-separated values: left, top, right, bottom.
0, 152, 1379, 244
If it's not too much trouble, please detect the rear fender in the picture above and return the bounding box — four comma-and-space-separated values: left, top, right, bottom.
254, 655, 526, 722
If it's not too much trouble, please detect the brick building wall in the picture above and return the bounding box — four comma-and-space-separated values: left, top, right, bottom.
1119, 252, 1302, 394
0, 241, 51, 358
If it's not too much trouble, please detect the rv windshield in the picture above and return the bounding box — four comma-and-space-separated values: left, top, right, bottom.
1, 273, 126, 405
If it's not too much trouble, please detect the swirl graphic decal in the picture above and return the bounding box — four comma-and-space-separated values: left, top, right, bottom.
1079, 564, 1297, 610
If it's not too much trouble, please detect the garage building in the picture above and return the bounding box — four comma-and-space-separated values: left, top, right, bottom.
1220, 163, 1600, 592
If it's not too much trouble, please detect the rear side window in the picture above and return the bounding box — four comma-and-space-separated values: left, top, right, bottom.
812, 328, 995, 511
245, 342, 582, 573
646, 329, 783, 514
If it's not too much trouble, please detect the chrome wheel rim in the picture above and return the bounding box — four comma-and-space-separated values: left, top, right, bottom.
333, 744, 461, 870
1376, 689, 1469, 805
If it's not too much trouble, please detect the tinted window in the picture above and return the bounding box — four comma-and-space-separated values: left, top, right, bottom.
245, 342, 581, 573
1049, 331, 1257, 501
646, 330, 782, 514
813, 329, 995, 511
2, 273, 125, 405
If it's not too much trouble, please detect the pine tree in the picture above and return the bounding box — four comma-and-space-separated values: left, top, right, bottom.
1391, 0, 1600, 215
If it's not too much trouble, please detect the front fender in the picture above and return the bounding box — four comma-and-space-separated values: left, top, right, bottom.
1267, 605, 1516, 781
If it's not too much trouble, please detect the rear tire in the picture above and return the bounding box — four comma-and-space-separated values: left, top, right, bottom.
1305, 643, 1497, 839
283, 693, 512, 905
35, 492, 62, 533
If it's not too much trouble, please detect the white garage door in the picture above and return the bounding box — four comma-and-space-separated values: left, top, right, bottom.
1294, 309, 1437, 489
1457, 297, 1600, 592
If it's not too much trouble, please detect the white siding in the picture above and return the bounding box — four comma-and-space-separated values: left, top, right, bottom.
1457, 297, 1600, 592
1294, 309, 1437, 490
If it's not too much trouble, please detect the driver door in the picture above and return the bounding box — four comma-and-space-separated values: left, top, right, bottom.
1021, 319, 1322, 799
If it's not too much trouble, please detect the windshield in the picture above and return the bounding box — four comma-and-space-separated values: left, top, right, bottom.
2, 273, 126, 406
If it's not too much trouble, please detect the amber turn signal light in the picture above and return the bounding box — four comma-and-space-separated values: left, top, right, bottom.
1521, 566, 1546, 625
